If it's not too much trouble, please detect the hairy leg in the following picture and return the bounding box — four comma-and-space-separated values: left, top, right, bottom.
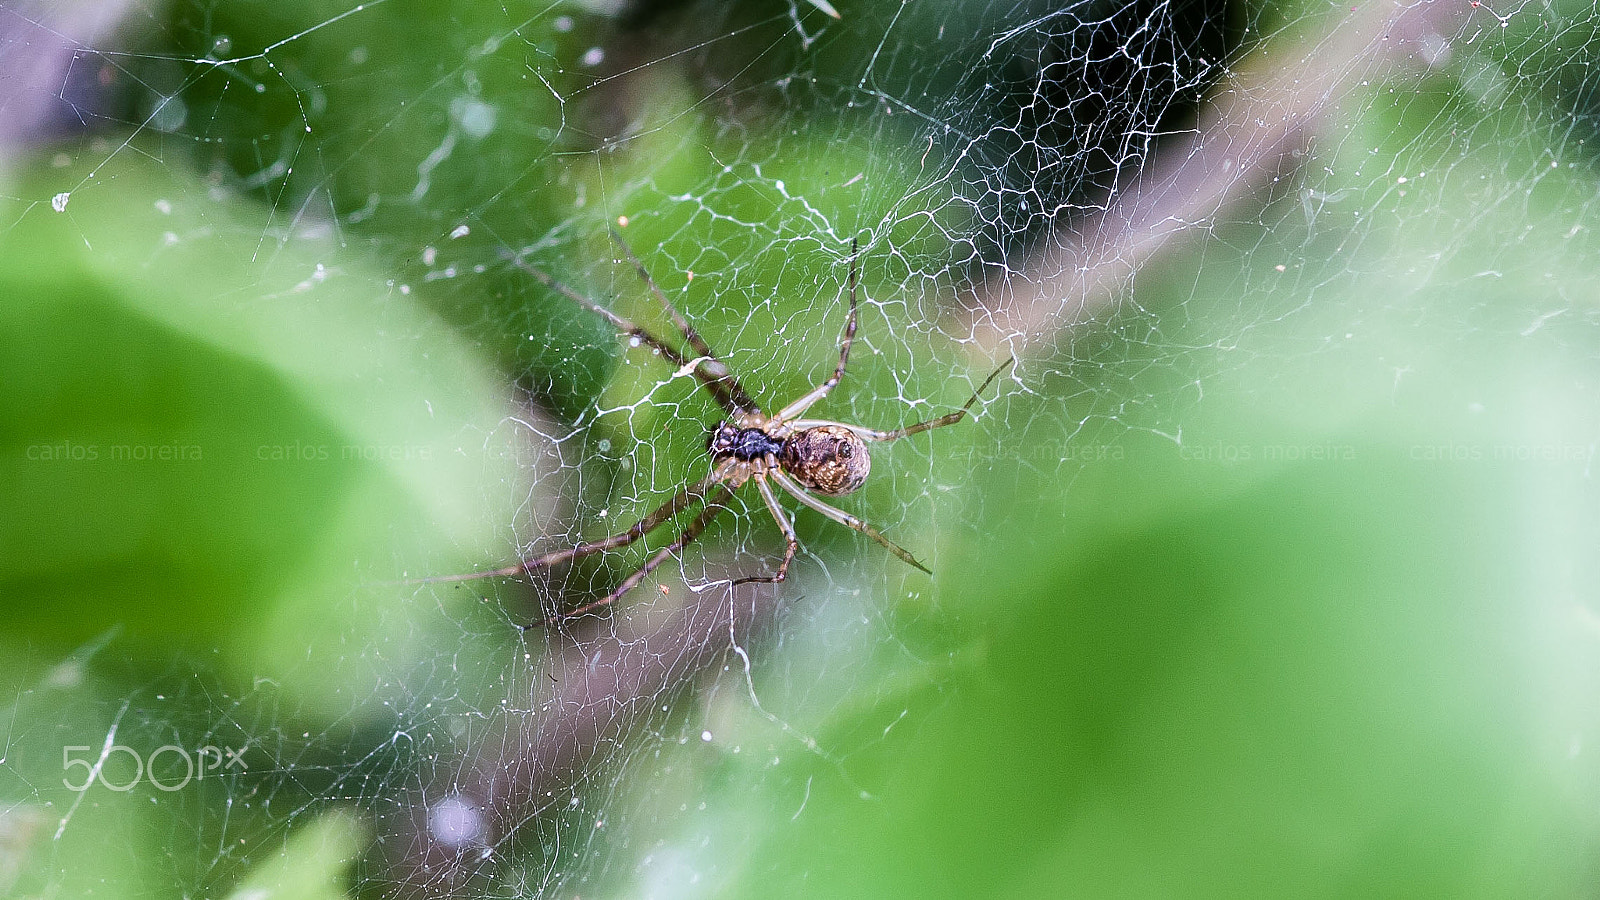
512, 254, 757, 417
787, 356, 1013, 442
767, 468, 930, 574
732, 473, 800, 587
526, 484, 735, 627
774, 240, 861, 423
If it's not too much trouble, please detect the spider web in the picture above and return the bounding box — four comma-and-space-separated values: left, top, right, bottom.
3, 0, 1599, 896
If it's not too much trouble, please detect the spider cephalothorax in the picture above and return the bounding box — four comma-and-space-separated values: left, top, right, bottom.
706, 422, 783, 462
427, 231, 1012, 626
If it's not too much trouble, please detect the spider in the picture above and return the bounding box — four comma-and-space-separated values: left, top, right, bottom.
434, 232, 1011, 626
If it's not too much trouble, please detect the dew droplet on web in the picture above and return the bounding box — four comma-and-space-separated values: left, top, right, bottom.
454, 97, 497, 138
428, 796, 486, 847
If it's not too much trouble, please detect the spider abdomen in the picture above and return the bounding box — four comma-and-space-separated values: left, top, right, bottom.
782, 425, 870, 495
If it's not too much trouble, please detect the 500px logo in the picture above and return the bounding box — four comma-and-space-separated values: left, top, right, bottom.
62, 744, 247, 792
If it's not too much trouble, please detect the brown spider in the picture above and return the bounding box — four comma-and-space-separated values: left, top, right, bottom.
434, 232, 1011, 626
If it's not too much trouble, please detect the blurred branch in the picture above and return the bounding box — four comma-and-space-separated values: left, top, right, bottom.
968, 0, 1472, 355
0, 0, 135, 153
381, 572, 776, 897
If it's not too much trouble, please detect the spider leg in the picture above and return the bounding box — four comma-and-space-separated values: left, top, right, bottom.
607, 230, 735, 377
526, 484, 735, 627
411, 461, 733, 584
732, 472, 800, 586
788, 357, 1013, 442
511, 254, 757, 417
767, 469, 931, 574
606, 227, 762, 415
773, 239, 860, 423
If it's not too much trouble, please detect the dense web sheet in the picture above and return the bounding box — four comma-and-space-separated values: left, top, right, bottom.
3, 0, 1599, 896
